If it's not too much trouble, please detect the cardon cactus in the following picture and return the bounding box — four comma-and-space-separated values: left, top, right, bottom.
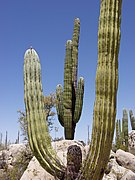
122, 109, 128, 151
129, 110, 135, 130
56, 18, 84, 140
78, 0, 122, 179
24, 48, 65, 179
23, 0, 122, 179
115, 109, 128, 151
116, 119, 122, 149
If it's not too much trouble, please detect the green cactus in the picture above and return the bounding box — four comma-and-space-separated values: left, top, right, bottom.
24, 48, 65, 179
122, 109, 128, 151
116, 119, 121, 149
77, 0, 122, 179
115, 109, 128, 151
23, 0, 122, 179
56, 18, 84, 140
129, 110, 135, 130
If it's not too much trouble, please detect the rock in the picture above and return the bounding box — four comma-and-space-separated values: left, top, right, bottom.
128, 130, 135, 155
116, 149, 135, 173
103, 158, 135, 180
20, 156, 55, 180
0, 144, 28, 167
51, 140, 87, 165
21, 140, 87, 180
121, 170, 135, 180
110, 150, 116, 159
0, 143, 32, 180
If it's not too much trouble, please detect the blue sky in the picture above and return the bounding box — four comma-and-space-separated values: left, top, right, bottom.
0, 1, 135, 143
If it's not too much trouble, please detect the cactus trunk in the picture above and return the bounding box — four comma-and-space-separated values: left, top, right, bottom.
78, 0, 122, 179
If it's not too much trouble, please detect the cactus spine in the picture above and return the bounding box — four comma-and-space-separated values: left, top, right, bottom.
24, 48, 65, 179
56, 18, 84, 140
78, 0, 122, 179
129, 110, 135, 130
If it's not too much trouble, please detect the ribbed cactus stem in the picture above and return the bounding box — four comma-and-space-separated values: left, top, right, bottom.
63, 40, 74, 139
56, 18, 84, 140
78, 0, 122, 179
74, 77, 84, 123
72, 18, 80, 90
56, 84, 64, 127
122, 109, 128, 151
129, 110, 135, 130
116, 119, 120, 149
24, 48, 65, 179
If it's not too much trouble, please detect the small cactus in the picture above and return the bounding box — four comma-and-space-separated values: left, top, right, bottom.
115, 109, 128, 151
122, 109, 128, 151
129, 110, 135, 130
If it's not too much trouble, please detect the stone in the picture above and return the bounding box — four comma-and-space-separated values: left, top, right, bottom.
128, 130, 135, 155
116, 149, 135, 173
0, 143, 32, 179
20, 156, 54, 180
103, 158, 135, 180
21, 140, 87, 180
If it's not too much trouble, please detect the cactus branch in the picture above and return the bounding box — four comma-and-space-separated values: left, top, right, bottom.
24, 48, 65, 179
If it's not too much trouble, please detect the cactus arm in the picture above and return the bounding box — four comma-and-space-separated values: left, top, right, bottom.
63, 40, 73, 139
24, 48, 65, 179
78, 0, 122, 179
56, 84, 64, 127
72, 18, 80, 90
73, 77, 84, 123
129, 110, 135, 130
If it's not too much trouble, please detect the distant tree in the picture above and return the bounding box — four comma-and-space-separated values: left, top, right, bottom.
18, 93, 56, 142
17, 110, 27, 141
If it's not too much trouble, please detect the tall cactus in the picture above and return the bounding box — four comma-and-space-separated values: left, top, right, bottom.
23, 0, 122, 179
129, 110, 135, 130
56, 18, 84, 140
24, 48, 65, 179
78, 0, 122, 179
